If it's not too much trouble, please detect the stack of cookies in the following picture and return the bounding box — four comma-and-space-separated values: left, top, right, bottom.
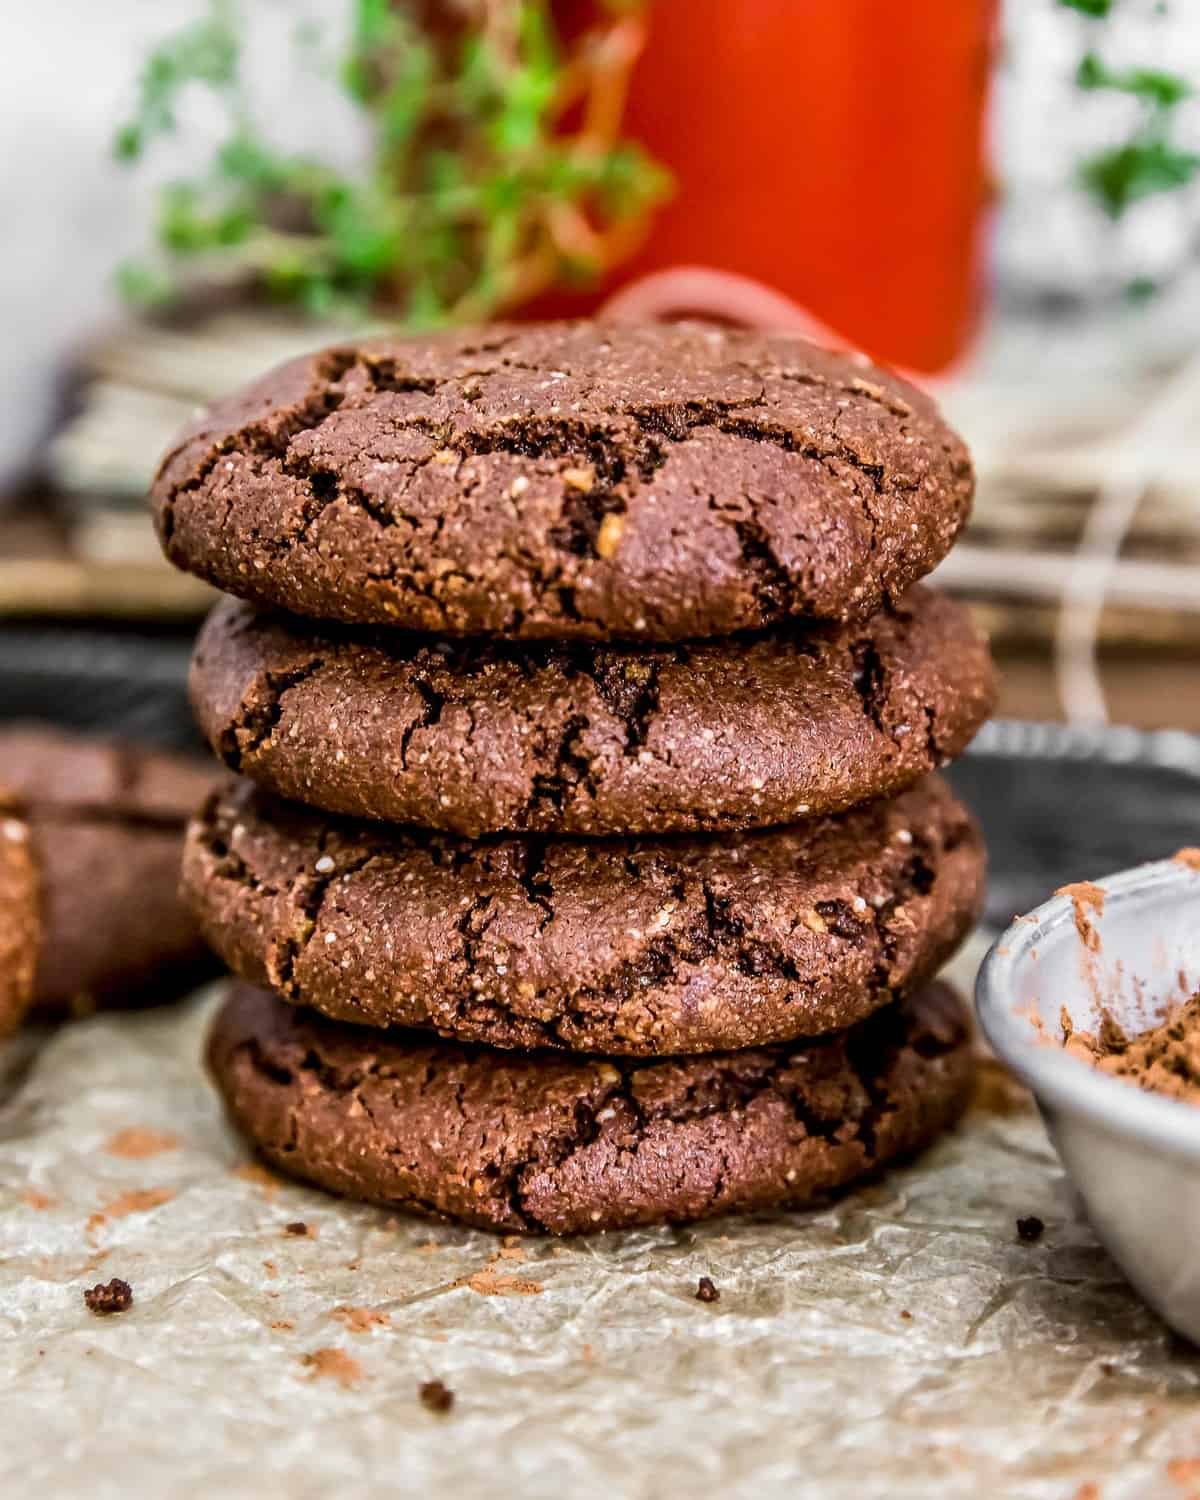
154, 322, 994, 1235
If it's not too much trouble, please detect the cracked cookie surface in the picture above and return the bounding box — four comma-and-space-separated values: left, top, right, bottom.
153, 321, 973, 641
184, 775, 984, 1055
0, 784, 38, 1038
0, 726, 218, 1014
208, 978, 973, 1234
191, 585, 994, 836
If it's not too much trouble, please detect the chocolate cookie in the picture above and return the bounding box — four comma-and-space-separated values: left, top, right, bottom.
184, 775, 984, 1055
0, 788, 39, 1038
208, 978, 973, 1234
152, 322, 973, 641
0, 726, 218, 1014
191, 586, 994, 837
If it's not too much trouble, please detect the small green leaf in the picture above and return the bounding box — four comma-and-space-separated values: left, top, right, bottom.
300, 276, 337, 316
1058, 0, 1114, 15
376, 42, 435, 152
114, 259, 174, 307
1076, 52, 1191, 106
217, 133, 290, 191
1081, 138, 1200, 216
352, 0, 393, 51
406, 275, 449, 330
157, 182, 253, 253
113, 124, 143, 161
1125, 276, 1159, 303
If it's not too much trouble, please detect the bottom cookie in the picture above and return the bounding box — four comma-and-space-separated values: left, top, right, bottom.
208, 980, 974, 1235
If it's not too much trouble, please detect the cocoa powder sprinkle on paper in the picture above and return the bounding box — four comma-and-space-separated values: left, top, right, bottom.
86, 1188, 174, 1242
104, 1128, 179, 1159
456, 1267, 543, 1297
102, 1187, 174, 1217
232, 1163, 283, 1198
301, 1348, 363, 1388
331, 1306, 390, 1334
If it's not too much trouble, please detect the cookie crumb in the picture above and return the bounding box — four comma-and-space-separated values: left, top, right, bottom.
285, 1220, 315, 1237
84, 1278, 133, 1315
899, 1309, 913, 1321
695, 1276, 720, 1304
419, 1379, 455, 1414
1016, 1215, 1045, 1243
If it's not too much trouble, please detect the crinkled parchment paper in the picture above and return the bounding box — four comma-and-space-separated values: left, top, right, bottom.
3, 938, 1200, 1500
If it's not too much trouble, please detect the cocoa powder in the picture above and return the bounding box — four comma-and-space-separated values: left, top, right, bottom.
1065, 992, 1200, 1103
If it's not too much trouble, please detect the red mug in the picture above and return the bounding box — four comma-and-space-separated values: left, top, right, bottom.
547, 0, 996, 374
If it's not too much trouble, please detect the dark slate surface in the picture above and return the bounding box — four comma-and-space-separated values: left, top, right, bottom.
0, 624, 200, 751
946, 722, 1200, 927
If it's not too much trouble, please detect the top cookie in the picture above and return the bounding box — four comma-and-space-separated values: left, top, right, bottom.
152, 321, 973, 641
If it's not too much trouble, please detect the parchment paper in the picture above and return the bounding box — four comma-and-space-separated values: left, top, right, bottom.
3, 939, 1200, 1500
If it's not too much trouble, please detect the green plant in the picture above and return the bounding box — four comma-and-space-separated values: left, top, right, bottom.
114, 0, 669, 324
1062, 0, 1198, 219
